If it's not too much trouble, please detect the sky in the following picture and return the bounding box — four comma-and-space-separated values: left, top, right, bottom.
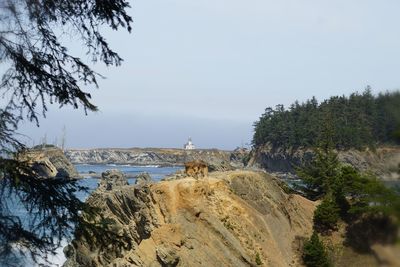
17, 0, 400, 150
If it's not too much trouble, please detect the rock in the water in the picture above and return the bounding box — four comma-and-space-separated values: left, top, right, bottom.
99, 169, 128, 190
18, 146, 79, 179
31, 158, 58, 178
135, 172, 152, 185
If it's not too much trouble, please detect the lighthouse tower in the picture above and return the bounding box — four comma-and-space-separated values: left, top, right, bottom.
184, 137, 195, 150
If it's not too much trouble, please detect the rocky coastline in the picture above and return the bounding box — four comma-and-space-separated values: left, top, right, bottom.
248, 145, 400, 181
66, 147, 249, 170
61, 147, 400, 266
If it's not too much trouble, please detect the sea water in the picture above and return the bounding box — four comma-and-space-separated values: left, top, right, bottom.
74, 164, 182, 199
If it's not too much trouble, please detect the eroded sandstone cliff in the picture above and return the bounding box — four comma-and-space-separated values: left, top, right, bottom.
64, 170, 315, 267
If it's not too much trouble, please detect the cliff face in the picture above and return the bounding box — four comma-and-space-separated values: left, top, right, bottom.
65, 148, 246, 169
21, 146, 79, 178
64, 170, 315, 267
249, 145, 400, 180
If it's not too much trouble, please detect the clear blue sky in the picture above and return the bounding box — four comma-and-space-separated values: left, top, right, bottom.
19, 0, 400, 149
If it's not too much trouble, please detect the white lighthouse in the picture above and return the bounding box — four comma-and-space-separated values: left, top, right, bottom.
184, 137, 195, 150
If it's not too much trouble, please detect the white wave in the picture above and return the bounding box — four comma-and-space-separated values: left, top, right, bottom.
142, 165, 160, 168
36, 241, 67, 267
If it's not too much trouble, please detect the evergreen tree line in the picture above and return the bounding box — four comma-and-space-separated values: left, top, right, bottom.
253, 88, 400, 150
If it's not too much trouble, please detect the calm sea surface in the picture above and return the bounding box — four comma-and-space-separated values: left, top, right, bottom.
74, 164, 182, 200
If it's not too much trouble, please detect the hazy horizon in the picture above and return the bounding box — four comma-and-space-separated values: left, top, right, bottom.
18, 0, 400, 149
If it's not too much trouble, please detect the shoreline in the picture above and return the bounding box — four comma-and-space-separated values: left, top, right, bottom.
74, 162, 185, 167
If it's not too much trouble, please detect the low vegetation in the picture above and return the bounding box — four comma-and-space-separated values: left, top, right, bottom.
255, 252, 263, 265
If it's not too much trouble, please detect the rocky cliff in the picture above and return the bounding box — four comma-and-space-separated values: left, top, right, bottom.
21, 146, 79, 178
63, 170, 315, 267
249, 145, 400, 181
65, 148, 247, 169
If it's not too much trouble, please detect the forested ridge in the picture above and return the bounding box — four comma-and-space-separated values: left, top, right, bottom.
253, 88, 400, 150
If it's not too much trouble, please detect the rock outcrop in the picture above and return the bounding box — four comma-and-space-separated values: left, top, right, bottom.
99, 169, 128, 190
20, 146, 79, 179
249, 145, 400, 181
230, 147, 251, 167
65, 148, 248, 170
135, 172, 152, 185
64, 171, 315, 267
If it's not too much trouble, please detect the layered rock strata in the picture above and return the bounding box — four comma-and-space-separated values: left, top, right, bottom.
64, 170, 315, 267
20, 146, 79, 179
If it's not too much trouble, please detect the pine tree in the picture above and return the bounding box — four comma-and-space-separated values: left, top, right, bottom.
313, 198, 340, 232
302, 231, 331, 267
0, 0, 132, 264
296, 116, 341, 200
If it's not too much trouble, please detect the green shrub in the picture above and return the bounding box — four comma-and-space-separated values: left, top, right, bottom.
242, 153, 251, 166
302, 232, 331, 267
255, 252, 262, 265
313, 198, 340, 232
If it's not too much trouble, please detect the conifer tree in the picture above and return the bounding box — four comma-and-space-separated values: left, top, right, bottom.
253, 89, 400, 150
0, 0, 132, 264
302, 231, 331, 267
296, 112, 341, 200
313, 198, 340, 232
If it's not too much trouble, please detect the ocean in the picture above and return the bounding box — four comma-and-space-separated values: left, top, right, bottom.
74, 164, 182, 199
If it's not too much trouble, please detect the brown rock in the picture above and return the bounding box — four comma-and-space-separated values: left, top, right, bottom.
64, 171, 316, 267
18, 146, 79, 178
99, 169, 128, 191
135, 172, 152, 185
